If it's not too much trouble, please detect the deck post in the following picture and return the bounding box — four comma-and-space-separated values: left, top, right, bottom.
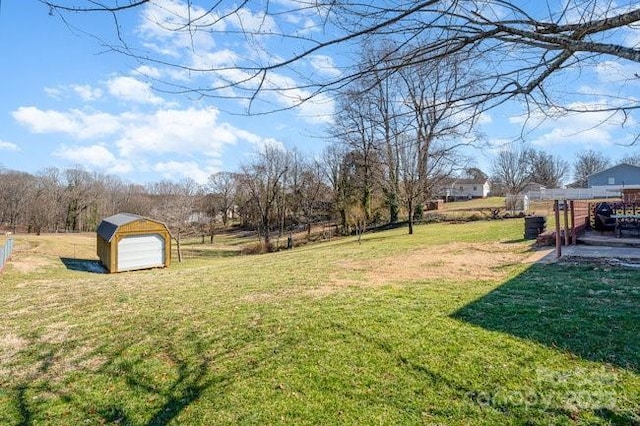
563, 199, 570, 246
555, 200, 561, 258
570, 200, 576, 245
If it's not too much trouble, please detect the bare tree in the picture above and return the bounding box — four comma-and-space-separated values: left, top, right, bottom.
464, 167, 489, 182
359, 46, 405, 224
28, 169, 65, 234
491, 146, 534, 195
395, 52, 478, 233
240, 144, 291, 251
148, 179, 202, 262
297, 159, 327, 239
0, 170, 35, 233
527, 150, 570, 188
572, 150, 611, 187
62, 167, 100, 231
619, 152, 640, 167
321, 143, 351, 233
333, 90, 382, 224
206, 171, 237, 229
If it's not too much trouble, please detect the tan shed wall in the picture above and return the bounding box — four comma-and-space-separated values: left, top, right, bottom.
97, 218, 171, 273
97, 235, 112, 272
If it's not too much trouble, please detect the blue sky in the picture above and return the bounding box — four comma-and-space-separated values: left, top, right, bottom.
1, 1, 639, 184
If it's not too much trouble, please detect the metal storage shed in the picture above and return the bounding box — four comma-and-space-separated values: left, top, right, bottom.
97, 213, 171, 273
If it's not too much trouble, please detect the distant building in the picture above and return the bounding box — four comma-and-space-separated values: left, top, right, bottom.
587, 163, 640, 188
521, 182, 546, 193
437, 178, 491, 200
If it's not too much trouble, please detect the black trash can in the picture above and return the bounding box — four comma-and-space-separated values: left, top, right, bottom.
524, 215, 546, 239
593, 202, 616, 232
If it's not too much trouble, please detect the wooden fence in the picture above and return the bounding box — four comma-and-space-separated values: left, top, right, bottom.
0, 238, 13, 272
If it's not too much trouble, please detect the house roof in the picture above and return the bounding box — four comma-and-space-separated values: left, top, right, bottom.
96, 213, 145, 242
587, 163, 640, 179
440, 177, 489, 186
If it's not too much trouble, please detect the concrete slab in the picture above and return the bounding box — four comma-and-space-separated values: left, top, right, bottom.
579, 232, 640, 248
538, 244, 640, 267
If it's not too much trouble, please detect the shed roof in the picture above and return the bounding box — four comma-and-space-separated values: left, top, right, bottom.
97, 213, 146, 242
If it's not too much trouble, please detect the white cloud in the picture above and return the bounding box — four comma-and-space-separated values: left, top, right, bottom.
53, 144, 134, 174
296, 93, 335, 124
107, 76, 164, 105
507, 100, 637, 149
625, 28, 640, 47
258, 72, 335, 123
12, 106, 122, 139
227, 8, 277, 34
190, 49, 239, 71
44, 87, 62, 99
531, 126, 614, 148
477, 112, 492, 125
44, 84, 103, 101
54, 144, 116, 165
0, 140, 19, 151
12, 105, 265, 160
595, 60, 640, 85
153, 160, 217, 184
134, 65, 163, 79
309, 55, 341, 78
139, 0, 221, 55
71, 84, 103, 101
132, 0, 336, 123
116, 107, 251, 158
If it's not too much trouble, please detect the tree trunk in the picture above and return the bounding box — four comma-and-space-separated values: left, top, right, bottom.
262, 215, 271, 251
339, 208, 347, 234
222, 209, 228, 228
389, 197, 399, 224
408, 202, 414, 235
264, 231, 271, 251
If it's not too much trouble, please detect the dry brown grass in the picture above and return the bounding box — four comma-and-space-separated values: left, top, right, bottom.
341, 242, 526, 282
304, 241, 533, 296
7, 233, 97, 274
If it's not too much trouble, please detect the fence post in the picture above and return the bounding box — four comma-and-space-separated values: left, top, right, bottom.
570, 200, 576, 245
563, 199, 570, 246
0, 238, 13, 272
555, 200, 562, 258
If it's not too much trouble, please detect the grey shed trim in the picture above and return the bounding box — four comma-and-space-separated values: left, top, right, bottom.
96, 213, 144, 242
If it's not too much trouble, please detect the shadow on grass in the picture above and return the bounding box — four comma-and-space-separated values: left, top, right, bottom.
60, 257, 107, 273
500, 238, 527, 244
452, 264, 640, 373
7, 325, 278, 425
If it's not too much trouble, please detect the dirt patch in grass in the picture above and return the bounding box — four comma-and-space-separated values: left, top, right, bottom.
0, 333, 28, 363
328, 241, 529, 290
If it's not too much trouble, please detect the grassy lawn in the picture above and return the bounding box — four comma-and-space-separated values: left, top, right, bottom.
439, 196, 506, 211
1, 220, 639, 425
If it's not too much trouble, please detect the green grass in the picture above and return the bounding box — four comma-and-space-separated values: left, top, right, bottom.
1, 219, 639, 425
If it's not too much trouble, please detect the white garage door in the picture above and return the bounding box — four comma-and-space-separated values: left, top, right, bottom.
117, 234, 165, 272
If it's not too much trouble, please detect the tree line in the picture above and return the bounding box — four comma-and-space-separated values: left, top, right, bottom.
1, 145, 629, 252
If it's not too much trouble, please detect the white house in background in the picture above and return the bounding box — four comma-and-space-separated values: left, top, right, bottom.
437, 178, 491, 200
